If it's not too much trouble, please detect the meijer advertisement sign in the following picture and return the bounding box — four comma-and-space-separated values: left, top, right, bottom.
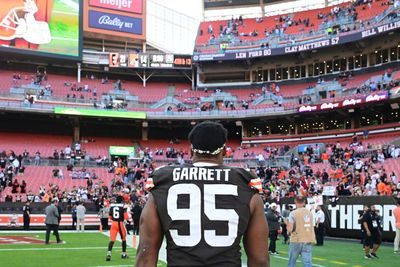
89, 0, 143, 13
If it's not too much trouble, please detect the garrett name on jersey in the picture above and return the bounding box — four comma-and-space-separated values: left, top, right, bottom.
172, 167, 231, 182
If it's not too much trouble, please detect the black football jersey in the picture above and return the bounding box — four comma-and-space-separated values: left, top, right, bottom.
109, 204, 126, 222
148, 164, 261, 267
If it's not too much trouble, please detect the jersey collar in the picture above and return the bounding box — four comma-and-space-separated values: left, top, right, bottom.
193, 162, 219, 167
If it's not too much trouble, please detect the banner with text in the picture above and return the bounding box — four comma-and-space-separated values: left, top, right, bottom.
193, 20, 400, 62
277, 196, 398, 241
88, 10, 142, 34
297, 91, 389, 113
90, 0, 143, 14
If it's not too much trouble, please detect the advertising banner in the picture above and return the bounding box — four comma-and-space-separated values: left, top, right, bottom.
109, 146, 135, 156
54, 107, 146, 119
277, 196, 398, 241
193, 20, 400, 62
88, 10, 142, 34
89, 0, 143, 14
297, 91, 389, 113
0, 0, 81, 59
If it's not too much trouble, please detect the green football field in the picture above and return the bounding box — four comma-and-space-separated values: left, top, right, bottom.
0, 232, 399, 267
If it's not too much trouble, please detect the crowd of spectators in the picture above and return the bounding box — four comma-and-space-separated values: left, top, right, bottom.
256, 136, 400, 202
171, 68, 397, 114
200, 0, 399, 48
0, 150, 28, 203
1, 153, 151, 214
11, 70, 130, 111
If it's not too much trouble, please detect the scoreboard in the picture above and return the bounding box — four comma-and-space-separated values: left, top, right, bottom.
109, 53, 192, 69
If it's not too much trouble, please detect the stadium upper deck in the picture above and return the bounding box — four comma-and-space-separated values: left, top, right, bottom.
194, 0, 397, 54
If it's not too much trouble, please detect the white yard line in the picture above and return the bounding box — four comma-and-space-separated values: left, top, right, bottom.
0, 230, 99, 234
53, 10, 79, 16
0, 246, 111, 252
51, 37, 79, 42
101, 231, 167, 264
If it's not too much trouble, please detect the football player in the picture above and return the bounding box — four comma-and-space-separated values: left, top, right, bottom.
136, 121, 269, 267
106, 195, 129, 261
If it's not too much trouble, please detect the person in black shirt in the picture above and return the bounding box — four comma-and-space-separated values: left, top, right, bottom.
136, 121, 269, 267
358, 205, 369, 247
0, 157, 6, 169
22, 201, 31, 230
131, 202, 143, 236
57, 204, 62, 225
266, 203, 281, 255
71, 204, 77, 230
361, 205, 382, 259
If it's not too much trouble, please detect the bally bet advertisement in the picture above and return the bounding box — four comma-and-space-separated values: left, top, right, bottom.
0, 0, 81, 59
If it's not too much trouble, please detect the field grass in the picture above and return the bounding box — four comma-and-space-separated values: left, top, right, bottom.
0, 232, 399, 267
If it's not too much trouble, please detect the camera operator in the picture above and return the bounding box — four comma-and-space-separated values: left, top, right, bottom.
266, 202, 281, 255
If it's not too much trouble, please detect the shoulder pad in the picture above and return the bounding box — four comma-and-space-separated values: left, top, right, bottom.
248, 178, 263, 193
145, 178, 154, 191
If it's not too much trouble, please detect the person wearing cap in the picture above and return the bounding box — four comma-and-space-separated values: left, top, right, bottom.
266, 202, 281, 255
44, 199, 62, 244
287, 196, 316, 267
136, 121, 269, 267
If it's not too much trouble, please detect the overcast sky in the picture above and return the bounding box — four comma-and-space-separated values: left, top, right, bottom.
151, 0, 204, 20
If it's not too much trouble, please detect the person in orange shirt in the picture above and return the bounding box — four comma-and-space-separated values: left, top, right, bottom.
384, 183, 392, 196
321, 153, 329, 163
377, 180, 385, 195
278, 170, 286, 180
336, 169, 343, 180
394, 200, 400, 253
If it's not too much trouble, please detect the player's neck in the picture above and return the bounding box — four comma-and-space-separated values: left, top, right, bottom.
192, 156, 223, 165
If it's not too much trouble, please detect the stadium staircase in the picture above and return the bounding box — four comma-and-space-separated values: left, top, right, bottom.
167, 85, 176, 97
149, 96, 184, 109
252, 94, 271, 105
10, 84, 52, 97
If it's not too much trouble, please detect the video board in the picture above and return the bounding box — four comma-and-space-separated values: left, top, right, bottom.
0, 0, 82, 60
